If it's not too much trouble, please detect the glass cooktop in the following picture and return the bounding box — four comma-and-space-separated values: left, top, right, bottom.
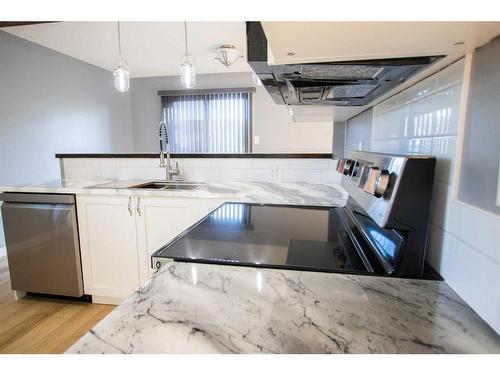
152, 202, 374, 274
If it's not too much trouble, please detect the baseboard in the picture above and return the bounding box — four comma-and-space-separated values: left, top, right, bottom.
91, 295, 122, 305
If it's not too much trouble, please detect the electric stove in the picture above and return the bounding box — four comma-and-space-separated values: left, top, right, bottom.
152, 151, 436, 278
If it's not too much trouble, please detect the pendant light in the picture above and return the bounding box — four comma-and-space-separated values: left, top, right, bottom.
113, 21, 130, 92
180, 21, 196, 89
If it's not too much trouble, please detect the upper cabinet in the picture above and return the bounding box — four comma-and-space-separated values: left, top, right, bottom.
261, 22, 500, 65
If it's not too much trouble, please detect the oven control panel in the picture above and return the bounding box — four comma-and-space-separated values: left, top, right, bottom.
337, 151, 435, 228
337, 157, 391, 198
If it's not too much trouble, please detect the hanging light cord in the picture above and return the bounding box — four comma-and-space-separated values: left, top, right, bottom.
117, 21, 122, 59
184, 21, 188, 55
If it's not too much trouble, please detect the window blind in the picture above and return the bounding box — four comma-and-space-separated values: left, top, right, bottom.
161, 91, 251, 153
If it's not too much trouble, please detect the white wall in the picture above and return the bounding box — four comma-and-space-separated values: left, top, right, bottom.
129, 72, 333, 153
366, 58, 500, 334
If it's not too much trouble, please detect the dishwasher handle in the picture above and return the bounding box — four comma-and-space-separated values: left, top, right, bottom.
0, 193, 75, 205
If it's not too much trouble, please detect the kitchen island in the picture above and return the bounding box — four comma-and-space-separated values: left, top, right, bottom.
67, 261, 500, 354
2, 179, 499, 353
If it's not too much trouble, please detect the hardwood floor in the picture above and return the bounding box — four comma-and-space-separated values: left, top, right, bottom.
0, 256, 115, 354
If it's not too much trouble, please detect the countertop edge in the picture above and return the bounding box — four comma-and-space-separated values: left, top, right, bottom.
55, 153, 335, 159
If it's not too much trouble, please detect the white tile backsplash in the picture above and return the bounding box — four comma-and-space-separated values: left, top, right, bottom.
448, 201, 500, 265
101, 167, 117, 179
246, 168, 275, 182
251, 159, 290, 169
289, 159, 330, 170
438, 230, 500, 328
115, 167, 147, 179
180, 158, 216, 168
369, 58, 500, 334
62, 157, 342, 186
181, 167, 211, 181
210, 168, 247, 181
214, 159, 253, 169
282, 169, 322, 183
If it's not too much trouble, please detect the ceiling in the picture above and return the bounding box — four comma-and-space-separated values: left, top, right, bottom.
3, 21, 252, 77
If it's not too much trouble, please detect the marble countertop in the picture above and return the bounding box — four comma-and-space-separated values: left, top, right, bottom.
67, 262, 500, 354
0, 179, 348, 207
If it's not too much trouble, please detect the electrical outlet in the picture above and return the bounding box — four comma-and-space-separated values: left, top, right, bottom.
254, 136, 260, 145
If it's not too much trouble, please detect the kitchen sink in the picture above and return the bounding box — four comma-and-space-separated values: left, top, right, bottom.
130, 181, 205, 191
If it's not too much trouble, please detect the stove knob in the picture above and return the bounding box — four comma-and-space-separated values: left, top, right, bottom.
364, 168, 390, 197
343, 159, 355, 176
336, 158, 345, 173
374, 170, 390, 197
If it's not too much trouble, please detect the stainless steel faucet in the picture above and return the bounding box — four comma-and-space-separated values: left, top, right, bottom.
158, 121, 180, 181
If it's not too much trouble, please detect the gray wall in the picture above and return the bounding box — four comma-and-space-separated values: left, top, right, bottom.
345, 108, 372, 155
0, 31, 134, 185
0, 31, 134, 248
130, 72, 333, 153
458, 36, 500, 215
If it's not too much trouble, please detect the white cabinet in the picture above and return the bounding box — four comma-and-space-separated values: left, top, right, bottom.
77, 195, 140, 303
136, 196, 224, 282
261, 22, 500, 65
77, 194, 225, 304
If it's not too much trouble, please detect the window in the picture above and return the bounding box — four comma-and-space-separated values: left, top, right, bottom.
160, 89, 253, 153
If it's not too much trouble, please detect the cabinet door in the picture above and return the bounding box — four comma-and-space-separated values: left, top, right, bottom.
136, 197, 194, 283
190, 198, 226, 223
77, 195, 140, 301
135, 197, 226, 282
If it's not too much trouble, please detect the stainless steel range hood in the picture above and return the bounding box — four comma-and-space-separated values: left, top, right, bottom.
246, 22, 443, 108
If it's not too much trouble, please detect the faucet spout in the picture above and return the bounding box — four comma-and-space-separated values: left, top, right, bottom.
158, 120, 180, 181
159, 121, 167, 168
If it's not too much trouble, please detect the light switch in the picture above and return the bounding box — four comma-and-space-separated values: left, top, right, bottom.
254, 136, 260, 145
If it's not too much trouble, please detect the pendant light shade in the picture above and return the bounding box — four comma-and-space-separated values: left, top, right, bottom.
113, 22, 130, 92
180, 53, 196, 89
180, 22, 196, 89
113, 58, 130, 92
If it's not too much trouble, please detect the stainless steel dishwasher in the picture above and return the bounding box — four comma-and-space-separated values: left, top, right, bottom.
0, 193, 84, 297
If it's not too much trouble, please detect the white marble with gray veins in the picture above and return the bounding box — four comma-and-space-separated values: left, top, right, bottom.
67, 262, 500, 354
0, 179, 348, 207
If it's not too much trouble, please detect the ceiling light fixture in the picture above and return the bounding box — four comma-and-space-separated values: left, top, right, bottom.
215, 45, 243, 67
180, 21, 196, 89
113, 21, 130, 92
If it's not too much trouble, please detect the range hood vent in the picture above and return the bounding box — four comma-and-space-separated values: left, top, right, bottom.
246, 22, 443, 107
300, 65, 384, 80
328, 84, 377, 99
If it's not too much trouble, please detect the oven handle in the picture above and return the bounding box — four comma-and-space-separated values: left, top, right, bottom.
336, 208, 374, 273
342, 208, 395, 275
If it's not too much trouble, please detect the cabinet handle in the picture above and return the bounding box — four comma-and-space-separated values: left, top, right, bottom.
128, 196, 133, 216
137, 197, 141, 216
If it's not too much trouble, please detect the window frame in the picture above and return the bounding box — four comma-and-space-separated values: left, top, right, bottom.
159, 87, 255, 155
